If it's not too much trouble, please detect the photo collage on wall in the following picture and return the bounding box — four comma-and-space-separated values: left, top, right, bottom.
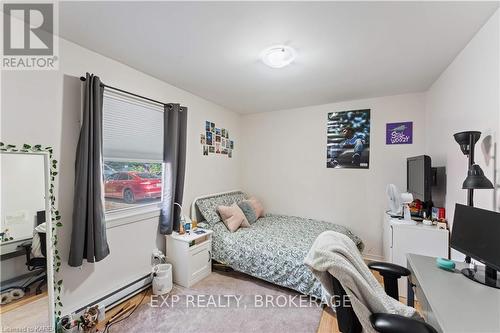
326, 109, 371, 169
200, 121, 234, 158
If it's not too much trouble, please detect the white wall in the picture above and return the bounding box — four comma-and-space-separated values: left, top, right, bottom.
1, 38, 242, 313
240, 93, 426, 258
1, 154, 46, 240
1, 7, 497, 314
425, 10, 499, 228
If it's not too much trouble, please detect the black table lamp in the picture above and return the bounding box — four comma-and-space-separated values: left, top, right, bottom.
454, 131, 494, 263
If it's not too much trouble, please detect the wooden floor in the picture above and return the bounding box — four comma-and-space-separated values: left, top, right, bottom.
96, 288, 152, 332
0, 291, 48, 314
0, 294, 49, 329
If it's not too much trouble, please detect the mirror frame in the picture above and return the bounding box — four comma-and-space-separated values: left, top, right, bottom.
1, 144, 59, 332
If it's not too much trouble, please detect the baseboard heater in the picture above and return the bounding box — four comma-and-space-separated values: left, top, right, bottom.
73, 273, 152, 317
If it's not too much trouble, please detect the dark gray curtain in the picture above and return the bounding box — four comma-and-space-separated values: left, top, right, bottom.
69, 73, 110, 267
160, 103, 187, 234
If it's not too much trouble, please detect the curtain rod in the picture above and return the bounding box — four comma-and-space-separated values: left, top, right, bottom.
80, 76, 168, 107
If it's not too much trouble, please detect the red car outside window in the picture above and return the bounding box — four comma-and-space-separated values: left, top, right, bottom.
104, 172, 162, 203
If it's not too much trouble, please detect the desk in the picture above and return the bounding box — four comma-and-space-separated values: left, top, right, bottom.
407, 254, 500, 333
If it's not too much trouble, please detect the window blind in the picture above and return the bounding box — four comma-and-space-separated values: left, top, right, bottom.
102, 90, 164, 161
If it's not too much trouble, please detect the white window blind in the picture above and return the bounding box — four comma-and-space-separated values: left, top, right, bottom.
102, 90, 164, 161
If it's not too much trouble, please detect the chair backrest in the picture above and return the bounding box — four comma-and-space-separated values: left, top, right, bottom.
39, 232, 47, 258
331, 275, 363, 333
36, 210, 46, 226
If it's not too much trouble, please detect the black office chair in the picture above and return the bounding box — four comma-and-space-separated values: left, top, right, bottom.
331, 261, 437, 333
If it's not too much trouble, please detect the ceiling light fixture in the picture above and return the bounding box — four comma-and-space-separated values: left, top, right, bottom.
260, 45, 296, 69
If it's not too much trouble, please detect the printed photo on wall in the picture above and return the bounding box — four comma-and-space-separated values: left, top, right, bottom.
210, 122, 215, 132
230, 140, 234, 149
205, 121, 211, 132
206, 131, 213, 145
222, 128, 226, 138
216, 128, 221, 136
203, 145, 209, 156
386, 122, 413, 145
216, 135, 221, 143
228, 150, 232, 158
200, 134, 206, 145
209, 146, 215, 153
216, 143, 221, 153
326, 109, 370, 169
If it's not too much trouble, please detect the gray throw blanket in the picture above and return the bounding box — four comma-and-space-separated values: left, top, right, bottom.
304, 231, 421, 333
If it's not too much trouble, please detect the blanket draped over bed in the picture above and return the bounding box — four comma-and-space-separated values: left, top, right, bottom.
206, 214, 364, 298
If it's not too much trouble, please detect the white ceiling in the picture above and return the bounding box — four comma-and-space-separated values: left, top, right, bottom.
59, 2, 498, 114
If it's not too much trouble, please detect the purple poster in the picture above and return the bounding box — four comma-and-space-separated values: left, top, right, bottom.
386, 122, 413, 145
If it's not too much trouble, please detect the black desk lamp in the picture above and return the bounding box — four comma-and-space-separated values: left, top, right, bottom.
454, 131, 494, 263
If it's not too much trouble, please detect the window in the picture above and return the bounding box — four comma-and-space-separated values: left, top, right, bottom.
102, 90, 164, 213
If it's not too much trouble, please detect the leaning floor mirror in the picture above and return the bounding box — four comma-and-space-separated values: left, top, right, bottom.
0, 150, 55, 331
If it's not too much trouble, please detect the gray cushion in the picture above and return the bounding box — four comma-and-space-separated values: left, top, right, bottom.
196, 191, 246, 225
238, 201, 257, 224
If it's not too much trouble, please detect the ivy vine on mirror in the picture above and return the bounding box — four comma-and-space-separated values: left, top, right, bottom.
0, 142, 63, 323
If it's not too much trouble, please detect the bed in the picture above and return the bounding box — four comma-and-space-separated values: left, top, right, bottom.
191, 190, 364, 298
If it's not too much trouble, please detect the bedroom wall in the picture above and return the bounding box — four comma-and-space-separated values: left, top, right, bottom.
425, 9, 499, 229
1, 37, 242, 313
240, 93, 426, 259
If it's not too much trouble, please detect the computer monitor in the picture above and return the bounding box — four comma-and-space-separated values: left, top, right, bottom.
407, 155, 432, 202
451, 204, 500, 289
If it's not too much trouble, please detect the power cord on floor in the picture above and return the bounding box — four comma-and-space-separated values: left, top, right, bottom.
103, 289, 149, 333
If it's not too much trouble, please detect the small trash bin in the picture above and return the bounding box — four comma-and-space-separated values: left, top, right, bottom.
152, 263, 172, 295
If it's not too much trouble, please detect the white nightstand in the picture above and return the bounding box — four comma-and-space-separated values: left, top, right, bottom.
165, 228, 213, 287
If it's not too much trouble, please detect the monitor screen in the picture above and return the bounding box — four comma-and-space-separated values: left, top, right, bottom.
407, 155, 431, 202
451, 204, 500, 272
408, 159, 424, 198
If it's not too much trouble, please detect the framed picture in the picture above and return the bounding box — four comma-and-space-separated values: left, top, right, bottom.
206, 131, 213, 145
326, 109, 370, 169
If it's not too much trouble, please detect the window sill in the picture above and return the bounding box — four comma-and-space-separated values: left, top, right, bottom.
105, 205, 161, 229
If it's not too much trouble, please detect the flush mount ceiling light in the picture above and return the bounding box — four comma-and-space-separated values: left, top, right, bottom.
260, 45, 296, 68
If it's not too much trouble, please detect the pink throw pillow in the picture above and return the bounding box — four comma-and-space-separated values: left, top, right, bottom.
217, 204, 250, 232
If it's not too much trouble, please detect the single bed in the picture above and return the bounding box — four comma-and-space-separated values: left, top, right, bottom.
191, 190, 364, 298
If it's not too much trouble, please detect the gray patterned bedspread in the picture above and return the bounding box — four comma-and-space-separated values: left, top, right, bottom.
207, 214, 364, 298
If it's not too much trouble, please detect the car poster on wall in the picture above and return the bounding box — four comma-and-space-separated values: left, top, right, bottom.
327, 109, 370, 169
